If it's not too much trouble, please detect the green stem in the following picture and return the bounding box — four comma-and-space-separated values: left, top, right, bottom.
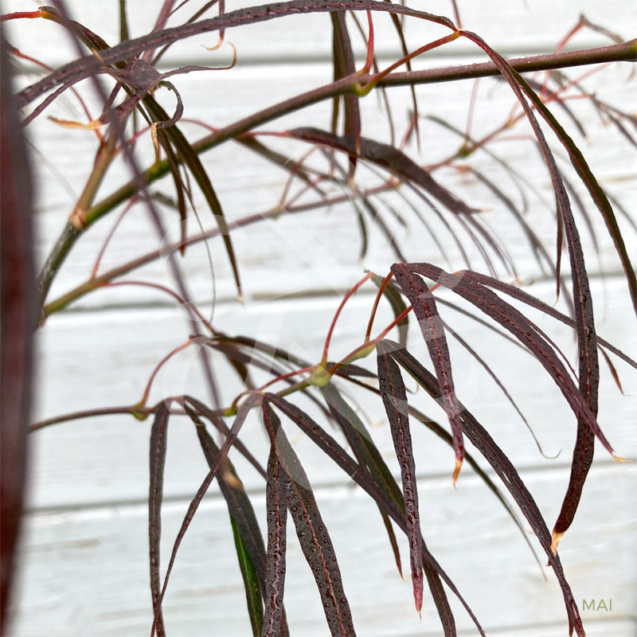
38, 131, 117, 306
118, 0, 130, 42
39, 39, 637, 307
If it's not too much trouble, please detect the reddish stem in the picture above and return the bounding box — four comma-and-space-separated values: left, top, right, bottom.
375, 305, 413, 342
361, 10, 375, 75
137, 339, 194, 409
277, 146, 318, 208
365, 271, 394, 343
91, 199, 136, 278
542, 21, 586, 98
449, 0, 462, 29
374, 281, 441, 342
257, 365, 315, 392
284, 175, 329, 207
0, 11, 44, 21
362, 31, 460, 91
321, 272, 372, 365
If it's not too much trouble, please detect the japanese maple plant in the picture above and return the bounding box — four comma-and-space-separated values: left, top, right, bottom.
1, 1, 636, 636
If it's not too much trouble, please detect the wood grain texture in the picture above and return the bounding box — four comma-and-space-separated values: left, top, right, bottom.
7, 464, 636, 636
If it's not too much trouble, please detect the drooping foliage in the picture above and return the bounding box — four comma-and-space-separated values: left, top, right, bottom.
6, 1, 636, 635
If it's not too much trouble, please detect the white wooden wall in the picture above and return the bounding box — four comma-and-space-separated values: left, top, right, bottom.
4, 1, 637, 635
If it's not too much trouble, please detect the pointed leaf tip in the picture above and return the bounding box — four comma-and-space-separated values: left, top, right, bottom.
415, 586, 423, 616
551, 530, 564, 556
452, 457, 462, 489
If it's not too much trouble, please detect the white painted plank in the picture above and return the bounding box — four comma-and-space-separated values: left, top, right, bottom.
483, 621, 636, 637
7, 464, 637, 635
5, 6, 635, 635
29, 276, 637, 509
21, 61, 637, 309
3, 0, 636, 67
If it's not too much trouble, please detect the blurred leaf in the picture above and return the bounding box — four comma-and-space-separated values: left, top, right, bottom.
143, 97, 243, 298
0, 29, 36, 630
382, 0, 421, 147
465, 166, 557, 278
408, 184, 476, 269
380, 511, 403, 577
599, 347, 624, 394
118, 0, 130, 42
359, 194, 408, 262
162, 140, 189, 255
426, 114, 563, 263
236, 134, 328, 194
606, 190, 637, 235
385, 191, 454, 268
353, 199, 369, 259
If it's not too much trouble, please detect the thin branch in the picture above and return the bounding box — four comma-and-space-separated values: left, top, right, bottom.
42, 184, 392, 317
37, 39, 637, 307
